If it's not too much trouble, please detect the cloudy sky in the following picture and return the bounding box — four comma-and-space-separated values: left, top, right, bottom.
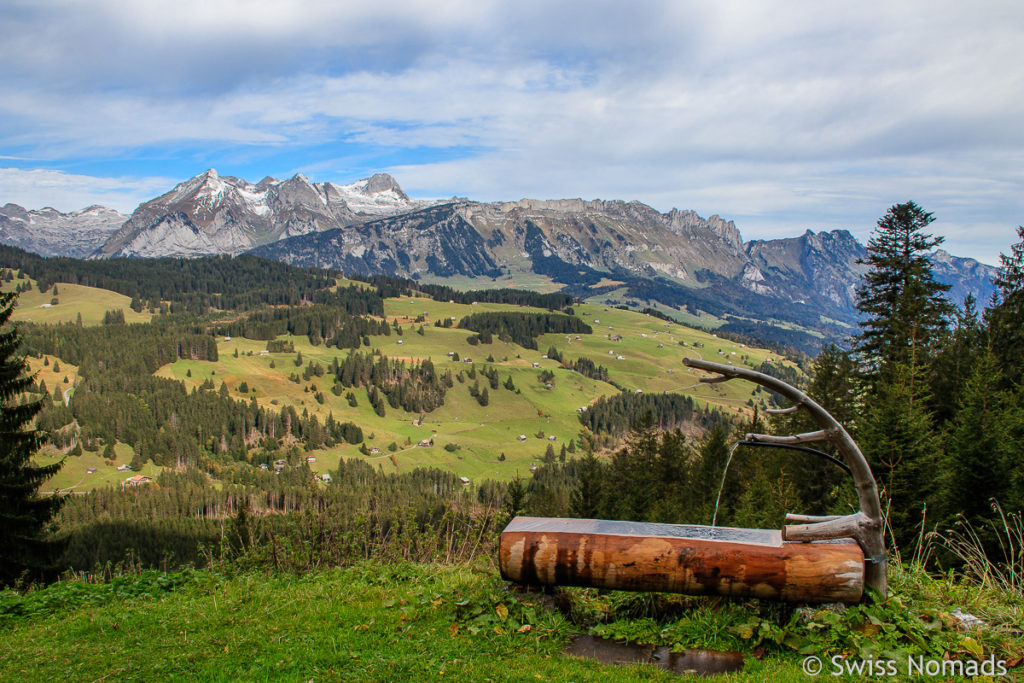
1, 0, 1021, 264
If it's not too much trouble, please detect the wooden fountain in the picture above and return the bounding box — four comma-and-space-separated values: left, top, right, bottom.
499, 358, 886, 604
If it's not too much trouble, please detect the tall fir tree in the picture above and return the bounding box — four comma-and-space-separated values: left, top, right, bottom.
852, 202, 951, 551
855, 201, 952, 383
0, 291, 63, 585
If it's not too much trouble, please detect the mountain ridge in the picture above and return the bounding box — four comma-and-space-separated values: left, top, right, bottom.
0, 169, 999, 350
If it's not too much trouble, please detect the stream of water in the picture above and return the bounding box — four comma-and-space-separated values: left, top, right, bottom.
710, 442, 741, 528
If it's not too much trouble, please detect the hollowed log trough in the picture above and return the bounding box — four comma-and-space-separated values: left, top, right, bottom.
499, 358, 886, 604
500, 517, 864, 603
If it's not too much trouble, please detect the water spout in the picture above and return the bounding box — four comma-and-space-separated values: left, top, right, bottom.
711, 442, 741, 529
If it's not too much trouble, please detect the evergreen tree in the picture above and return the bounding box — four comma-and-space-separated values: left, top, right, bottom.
771, 344, 860, 514
854, 202, 952, 380
858, 363, 942, 551
940, 351, 1012, 525
0, 292, 63, 585
987, 226, 1024, 386
929, 295, 984, 425
570, 451, 603, 518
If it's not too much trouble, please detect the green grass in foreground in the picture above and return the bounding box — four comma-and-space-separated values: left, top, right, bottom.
3, 561, 1021, 682
0, 563, 780, 682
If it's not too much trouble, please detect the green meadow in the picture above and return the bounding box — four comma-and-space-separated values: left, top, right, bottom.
18, 280, 798, 489
144, 294, 796, 484
36, 443, 162, 495
2, 274, 152, 325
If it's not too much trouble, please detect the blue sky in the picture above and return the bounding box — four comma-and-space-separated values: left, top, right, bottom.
1, 0, 1021, 264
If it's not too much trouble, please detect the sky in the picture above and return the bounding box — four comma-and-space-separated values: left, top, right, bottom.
1, 1, 1021, 265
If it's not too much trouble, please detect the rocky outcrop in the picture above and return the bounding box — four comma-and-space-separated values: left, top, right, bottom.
0, 203, 126, 258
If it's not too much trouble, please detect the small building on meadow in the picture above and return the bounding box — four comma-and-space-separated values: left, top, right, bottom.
418, 439, 431, 447
122, 474, 154, 488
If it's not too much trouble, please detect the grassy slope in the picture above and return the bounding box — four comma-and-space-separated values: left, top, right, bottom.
0, 562, 812, 682
149, 296, 795, 482
36, 444, 162, 494
18, 286, 790, 485
20, 283, 799, 487
2, 274, 152, 325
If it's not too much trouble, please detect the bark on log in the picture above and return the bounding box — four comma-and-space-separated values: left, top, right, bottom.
500, 517, 865, 604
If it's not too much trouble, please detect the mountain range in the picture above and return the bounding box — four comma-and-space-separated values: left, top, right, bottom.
0, 170, 999, 352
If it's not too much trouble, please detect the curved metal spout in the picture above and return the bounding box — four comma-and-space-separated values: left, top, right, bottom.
682, 357, 887, 597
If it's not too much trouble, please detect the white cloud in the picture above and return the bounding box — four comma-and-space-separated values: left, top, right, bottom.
0, 168, 174, 214
0, 1, 1021, 261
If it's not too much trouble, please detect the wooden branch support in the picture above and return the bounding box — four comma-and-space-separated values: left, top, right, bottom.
497, 358, 887, 604
682, 357, 887, 598
745, 430, 831, 445
765, 404, 801, 415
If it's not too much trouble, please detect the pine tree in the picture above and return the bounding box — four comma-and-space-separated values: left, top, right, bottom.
772, 344, 860, 513
987, 226, 1024, 387
858, 363, 942, 550
929, 295, 984, 425
854, 202, 952, 380
570, 450, 604, 518
0, 292, 63, 585
940, 351, 1012, 524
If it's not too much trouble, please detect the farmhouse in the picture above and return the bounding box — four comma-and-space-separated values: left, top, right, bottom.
122, 474, 154, 488
418, 439, 431, 447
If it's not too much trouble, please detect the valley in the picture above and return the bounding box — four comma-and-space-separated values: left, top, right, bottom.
4, 267, 794, 492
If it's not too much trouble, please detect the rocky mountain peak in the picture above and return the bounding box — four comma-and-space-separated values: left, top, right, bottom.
666, 209, 743, 250
705, 215, 743, 250
92, 170, 433, 258
363, 173, 407, 198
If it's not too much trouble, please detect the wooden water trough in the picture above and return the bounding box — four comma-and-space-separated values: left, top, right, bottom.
499, 358, 887, 604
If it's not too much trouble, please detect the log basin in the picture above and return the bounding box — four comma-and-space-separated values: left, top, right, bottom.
500, 516, 864, 604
